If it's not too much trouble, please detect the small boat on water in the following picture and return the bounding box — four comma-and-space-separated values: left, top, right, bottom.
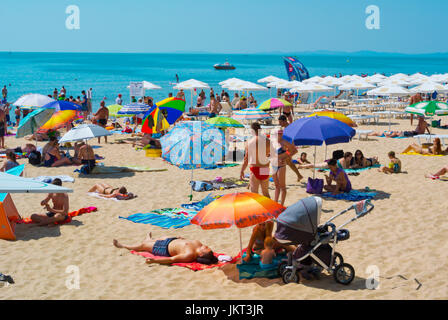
214, 61, 236, 70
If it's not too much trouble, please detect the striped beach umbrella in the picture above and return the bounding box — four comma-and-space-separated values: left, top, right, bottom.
307, 111, 357, 127
141, 107, 170, 134
151, 97, 185, 124
106, 104, 123, 118
232, 108, 272, 121
258, 98, 292, 111
40, 110, 77, 130
205, 116, 244, 128
405, 101, 448, 117
41, 100, 82, 112
117, 103, 150, 117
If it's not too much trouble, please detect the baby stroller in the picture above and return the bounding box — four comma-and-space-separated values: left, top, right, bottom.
274, 196, 374, 285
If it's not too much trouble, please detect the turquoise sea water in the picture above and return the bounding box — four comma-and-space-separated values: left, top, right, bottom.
1, 52, 448, 114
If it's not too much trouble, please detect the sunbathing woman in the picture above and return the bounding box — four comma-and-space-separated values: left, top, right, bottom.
401, 138, 446, 155
369, 116, 430, 138
425, 165, 448, 179
43, 138, 73, 167
89, 183, 128, 199
338, 152, 353, 169
351, 150, 379, 169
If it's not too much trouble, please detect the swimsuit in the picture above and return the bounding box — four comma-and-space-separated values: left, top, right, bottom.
283, 111, 291, 117
388, 162, 400, 173
46, 212, 69, 221
0, 121, 5, 137
330, 168, 352, 193
98, 119, 107, 126
44, 152, 57, 167
250, 166, 270, 181
152, 237, 178, 257
259, 261, 277, 270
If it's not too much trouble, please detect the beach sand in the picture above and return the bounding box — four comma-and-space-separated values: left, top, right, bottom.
1, 116, 447, 300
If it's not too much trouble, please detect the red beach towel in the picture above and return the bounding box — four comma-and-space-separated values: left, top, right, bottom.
16, 207, 98, 225
131, 250, 241, 271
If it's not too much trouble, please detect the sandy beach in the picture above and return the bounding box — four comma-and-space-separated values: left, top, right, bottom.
1, 115, 447, 300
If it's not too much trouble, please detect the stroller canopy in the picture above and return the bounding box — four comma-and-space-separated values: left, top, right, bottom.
276, 196, 322, 234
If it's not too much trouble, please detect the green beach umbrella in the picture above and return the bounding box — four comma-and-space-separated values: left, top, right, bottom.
205, 116, 244, 128
16, 108, 54, 138
405, 101, 448, 117
106, 104, 123, 118
258, 98, 292, 111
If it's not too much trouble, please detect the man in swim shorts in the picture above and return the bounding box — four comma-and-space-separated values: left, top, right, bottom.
93, 101, 109, 143
240, 122, 275, 198
113, 233, 218, 265
30, 179, 70, 226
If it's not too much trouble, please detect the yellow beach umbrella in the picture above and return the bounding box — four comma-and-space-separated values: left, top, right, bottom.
308, 111, 357, 127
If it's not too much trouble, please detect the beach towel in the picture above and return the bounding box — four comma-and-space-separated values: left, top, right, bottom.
16, 207, 97, 225
425, 175, 448, 181
181, 193, 221, 211
32, 175, 75, 183
190, 178, 248, 192
319, 164, 381, 173
401, 152, 445, 157
237, 251, 286, 280
131, 250, 240, 271
321, 190, 377, 201
79, 166, 167, 174
119, 208, 198, 229
203, 163, 240, 170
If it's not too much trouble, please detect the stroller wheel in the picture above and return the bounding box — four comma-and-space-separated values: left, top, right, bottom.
333, 252, 344, 268
333, 263, 355, 285
282, 269, 300, 284
277, 261, 288, 277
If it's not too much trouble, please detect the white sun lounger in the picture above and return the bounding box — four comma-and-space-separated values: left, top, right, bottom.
414, 134, 448, 147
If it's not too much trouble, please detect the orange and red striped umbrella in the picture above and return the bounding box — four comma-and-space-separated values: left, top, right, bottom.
191, 192, 286, 230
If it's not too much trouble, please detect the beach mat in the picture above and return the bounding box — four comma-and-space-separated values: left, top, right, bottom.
321, 190, 377, 201
203, 163, 239, 170
16, 207, 97, 225
131, 250, 240, 271
181, 193, 221, 211
87, 166, 167, 174
319, 164, 381, 173
401, 152, 445, 157
119, 208, 198, 229
32, 175, 75, 183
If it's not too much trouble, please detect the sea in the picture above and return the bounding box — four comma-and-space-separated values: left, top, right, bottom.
1, 52, 448, 115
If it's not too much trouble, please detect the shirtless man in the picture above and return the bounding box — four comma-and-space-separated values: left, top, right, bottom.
240, 122, 274, 198
176, 89, 185, 100
209, 95, 222, 118
113, 233, 218, 265
93, 101, 109, 143
30, 179, 70, 226
235, 97, 247, 110
409, 92, 423, 126
279, 100, 294, 124
15, 107, 21, 127
0, 107, 5, 149
72, 141, 96, 170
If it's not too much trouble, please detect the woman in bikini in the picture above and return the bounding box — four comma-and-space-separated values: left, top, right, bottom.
351, 150, 379, 169
43, 138, 73, 167
89, 183, 128, 199
272, 132, 289, 206
402, 138, 446, 156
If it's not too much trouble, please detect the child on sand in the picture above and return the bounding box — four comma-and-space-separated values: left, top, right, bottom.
259, 237, 276, 270
379, 151, 401, 174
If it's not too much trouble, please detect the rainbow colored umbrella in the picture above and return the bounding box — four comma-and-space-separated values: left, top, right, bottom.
205, 116, 244, 128
141, 107, 170, 134
40, 110, 77, 130
149, 97, 186, 124
258, 98, 292, 111
191, 192, 286, 260
308, 111, 357, 127
41, 100, 82, 112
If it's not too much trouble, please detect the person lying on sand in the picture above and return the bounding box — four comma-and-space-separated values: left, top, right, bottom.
88, 183, 128, 199
379, 151, 401, 174
402, 138, 447, 156
425, 165, 448, 179
113, 233, 219, 265
351, 150, 379, 169
369, 116, 430, 138
30, 179, 69, 226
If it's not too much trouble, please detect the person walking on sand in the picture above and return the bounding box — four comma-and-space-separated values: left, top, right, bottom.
113, 233, 218, 265
14, 106, 21, 127
0, 107, 6, 149
278, 115, 302, 181
93, 101, 109, 143
240, 122, 274, 198
30, 179, 70, 226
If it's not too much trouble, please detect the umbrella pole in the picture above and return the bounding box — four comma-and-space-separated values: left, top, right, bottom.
239, 228, 243, 263
313, 145, 317, 179
189, 169, 194, 201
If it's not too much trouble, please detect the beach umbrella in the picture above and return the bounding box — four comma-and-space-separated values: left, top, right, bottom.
41, 100, 82, 112
173, 79, 209, 111
205, 116, 244, 128
219, 78, 245, 87
106, 104, 123, 118
410, 82, 448, 93
307, 111, 357, 127
303, 76, 323, 83
127, 81, 162, 90
40, 110, 77, 130
379, 79, 412, 87
16, 108, 54, 139
266, 79, 291, 88
258, 98, 292, 111
258, 75, 283, 83
338, 80, 376, 91
191, 192, 286, 260
58, 124, 113, 144
13, 94, 55, 108
148, 97, 185, 124
367, 85, 411, 97
283, 116, 355, 178
290, 83, 333, 105
232, 108, 272, 121
116, 103, 150, 117
0, 172, 73, 194
141, 107, 170, 134
405, 101, 448, 117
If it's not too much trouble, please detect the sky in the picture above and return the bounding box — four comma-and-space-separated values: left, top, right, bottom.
0, 0, 448, 54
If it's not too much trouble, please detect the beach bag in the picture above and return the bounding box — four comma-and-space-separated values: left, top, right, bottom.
190, 181, 213, 192
28, 151, 41, 166
306, 177, 323, 194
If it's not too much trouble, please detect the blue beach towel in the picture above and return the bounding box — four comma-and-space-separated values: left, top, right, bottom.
181, 193, 220, 211
320, 164, 381, 173
119, 208, 198, 229
237, 252, 286, 280
321, 190, 377, 201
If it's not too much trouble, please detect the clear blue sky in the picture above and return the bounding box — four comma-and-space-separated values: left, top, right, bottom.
0, 0, 447, 54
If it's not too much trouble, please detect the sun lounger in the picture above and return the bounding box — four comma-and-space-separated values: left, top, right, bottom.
414, 134, 448, 147
348, 114, 379, 124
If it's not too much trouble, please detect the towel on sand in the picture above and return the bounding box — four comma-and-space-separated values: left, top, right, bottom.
16, 207, 97, 225
401, 152, 445, 157
87, 166, 167, 174
319, 164, 381, 173
181, 193, 221, 211
119, 208, 198, 229
321, 190, 377, 201
237, 251, 286, 280
32, 175, 75, 183
203, 163, 239, 170
131, 250, 240, 271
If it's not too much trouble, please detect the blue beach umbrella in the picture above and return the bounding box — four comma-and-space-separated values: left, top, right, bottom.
41, 100, 82, 111
283, 116, 355, 178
